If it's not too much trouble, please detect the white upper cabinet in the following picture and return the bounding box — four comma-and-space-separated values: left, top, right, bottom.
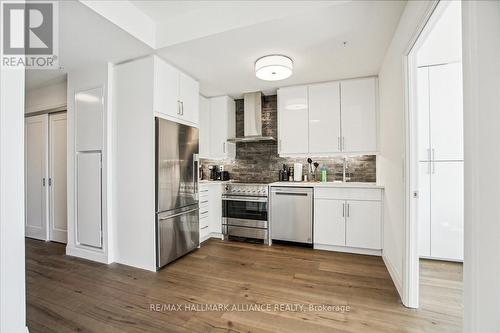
209, 96, 236, 159
277, 86, 309, 155
153, 56, 199, 125
340, 77, 378, 153
179, 71, 200, 124
154, 57, 179, 118
429, 62, 463, 161
277, 77, 378, 156
309, 81, 341, 154
199, 95, 210, 158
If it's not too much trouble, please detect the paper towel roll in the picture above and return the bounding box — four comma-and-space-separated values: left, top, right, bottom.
293, 163, 303, 182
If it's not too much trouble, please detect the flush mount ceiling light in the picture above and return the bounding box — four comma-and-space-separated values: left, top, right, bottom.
255, 55, 293, 81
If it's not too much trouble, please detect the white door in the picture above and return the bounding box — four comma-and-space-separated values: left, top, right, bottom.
417, 67, 431, 161
308, 82, 341, 154
277, 86, 309, 154
199, 95, 210, 158
341, 78, 378, 153
430, 161, 464, 260
179, 72, 199, 124
429, 63, 463, 161
154, 56, 180, 118
345, 200, 381, 249
49, 113, 67, 243
314, 199, 345, 246
25, 115, 48, 240
77, 152, 102, 248
418, 161, 431, 257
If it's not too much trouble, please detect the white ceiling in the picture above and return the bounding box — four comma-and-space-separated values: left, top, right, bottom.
131, 1, 346, 48
153, 1, 406, 97
26, 0, 406, 98
26, 0, 152, 90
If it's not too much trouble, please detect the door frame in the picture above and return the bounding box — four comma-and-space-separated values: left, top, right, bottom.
402, 0, 445, 308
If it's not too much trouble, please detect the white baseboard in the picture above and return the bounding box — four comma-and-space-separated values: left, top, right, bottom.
66, 245, 109, 264
200, 232, 224, 244
382, 253, 403, 299
210, 232, 223, 239
419, 255, 463, 263
314, 244, 382, 256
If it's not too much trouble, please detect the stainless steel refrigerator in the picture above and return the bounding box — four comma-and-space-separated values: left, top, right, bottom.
155, 118, 199, 269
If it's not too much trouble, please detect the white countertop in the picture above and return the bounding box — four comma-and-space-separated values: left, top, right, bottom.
199, 180, 232, 185
268, 181, 384, 189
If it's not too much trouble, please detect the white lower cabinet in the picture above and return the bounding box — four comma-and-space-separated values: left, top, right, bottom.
314, 187, 383, 253
199, 183, 223, 243
314, 199, 345, 246
345, 200, 381, 249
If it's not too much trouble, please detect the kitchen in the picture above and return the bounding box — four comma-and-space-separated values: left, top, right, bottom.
17, 1, 471, 332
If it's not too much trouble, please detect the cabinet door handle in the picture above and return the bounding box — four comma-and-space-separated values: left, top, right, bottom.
342, 137, 345, 151
347, 203, 350, 217
42, 178, 46, 187
342, 203, 345, 217
48, 178, 52, 186
177, 101, 181, 115
181, 101, 184, 115
223, 142, 226, 153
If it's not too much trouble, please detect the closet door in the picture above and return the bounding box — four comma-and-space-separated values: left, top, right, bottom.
25, 115, 48, 240
429, 63, 463, 161
430, 161, 464, 260
417, 67, 431, 161
49, 113, 68, 243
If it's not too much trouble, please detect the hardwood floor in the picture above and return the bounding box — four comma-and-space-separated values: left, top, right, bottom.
26, 239, 462, 333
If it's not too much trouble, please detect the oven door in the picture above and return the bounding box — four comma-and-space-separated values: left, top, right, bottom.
222, 196, 268, 228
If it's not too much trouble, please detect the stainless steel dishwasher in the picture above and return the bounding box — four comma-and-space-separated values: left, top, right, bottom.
270, 187, 313, 244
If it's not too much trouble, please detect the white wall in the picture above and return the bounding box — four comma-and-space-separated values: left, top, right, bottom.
25, 79, 67, 114
417, 1, 462, 67
462, 1, 500, 331
0, 68, 28, 333
66, 64, 113, 264
377, 1, 434, 300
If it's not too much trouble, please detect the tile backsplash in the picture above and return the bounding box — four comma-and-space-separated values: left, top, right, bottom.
201, 95, 376, 183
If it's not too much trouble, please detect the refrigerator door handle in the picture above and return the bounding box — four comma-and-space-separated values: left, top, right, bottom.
158, 207, 199, 220
193, 154, 199, 196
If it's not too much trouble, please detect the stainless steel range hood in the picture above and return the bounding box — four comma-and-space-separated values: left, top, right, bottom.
227, 92, 276, 143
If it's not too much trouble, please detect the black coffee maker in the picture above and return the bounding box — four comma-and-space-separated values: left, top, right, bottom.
209, 165, 219, 180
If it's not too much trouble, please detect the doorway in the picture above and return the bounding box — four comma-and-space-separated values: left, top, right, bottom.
405, 1, 463, 311
25, 111, 68, 243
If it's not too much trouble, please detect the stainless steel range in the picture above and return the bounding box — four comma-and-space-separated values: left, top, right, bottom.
222, 182, 270, 244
